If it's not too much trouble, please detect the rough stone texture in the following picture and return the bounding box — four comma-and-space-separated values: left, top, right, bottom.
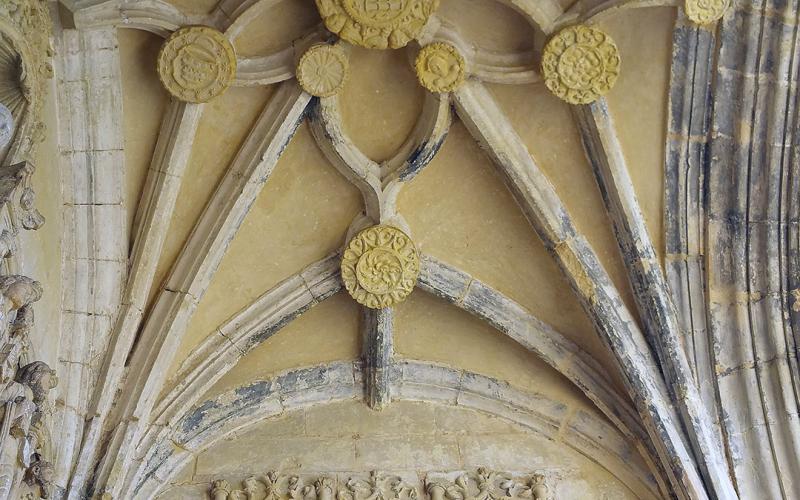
664, 0, 800, 498
54, 26, 128, 497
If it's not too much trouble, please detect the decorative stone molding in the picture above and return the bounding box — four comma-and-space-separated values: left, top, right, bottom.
297, 44, 349, 98
541, 25, 620, 105
415, 42, 465, 93
157, 26, 236, 103
684, 0, 729, 24
341, 225, 419, 309
0, 1, 52, 233
314, 0, 440, 49
0, 0, 53, 154
0, 162, 44, 230
210, 470, 552, 500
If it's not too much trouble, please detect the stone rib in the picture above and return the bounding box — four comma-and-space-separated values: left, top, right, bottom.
573, 98, 738, 499
128, 254, 341, 489
88, 81, 311, 499
132, 361, 658, 500
362, 307, 394, 410
453, 80, 706, 500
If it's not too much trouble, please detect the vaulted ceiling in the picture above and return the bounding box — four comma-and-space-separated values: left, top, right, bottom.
11, 0, 797, 498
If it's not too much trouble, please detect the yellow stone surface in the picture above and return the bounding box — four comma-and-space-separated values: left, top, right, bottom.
339, 46, 424, 161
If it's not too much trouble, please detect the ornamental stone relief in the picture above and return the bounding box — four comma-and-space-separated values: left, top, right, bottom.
541, 25, 620, 105
0, 274, 57, 500
297, 44, 350, 98
0, 0, 53, 151
210, 469, 552, 500
415, 42, 466, 93
157, 26, 237, 103
684, 0, 730, 24
314, 0, 440, 49
341, 225, 419, 309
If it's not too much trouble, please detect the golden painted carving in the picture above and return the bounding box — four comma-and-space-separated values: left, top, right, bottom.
685, 0, 730, 24
342, 225, 419, 309
415, 42, 465, 93
541, 25, 620, 105
297, 44, 349, 98
157, 26, 236, 103
314, 0, 440, 49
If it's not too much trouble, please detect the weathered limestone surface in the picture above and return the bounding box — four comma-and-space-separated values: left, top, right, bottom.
665, 0, 800, 498
10, 0, 800, 499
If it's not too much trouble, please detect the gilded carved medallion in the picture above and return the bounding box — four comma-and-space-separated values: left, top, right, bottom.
342, 225, 419, 309
297, 44, 350, 98
157, 26, 237, 103
314, 0, 440, 49
415, 42, 466, 93
685, 0, 730, 24
541, 25, 620, 105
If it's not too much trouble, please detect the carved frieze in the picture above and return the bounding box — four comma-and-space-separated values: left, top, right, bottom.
684, 0, 730, 24
415, 42, 466, 93
157, 26, 237, 103
210, 470, 552, 500
541, 25, 620, 105
314, 0, 440, 50
341, 225, 419, 309
297, 44, 350, 98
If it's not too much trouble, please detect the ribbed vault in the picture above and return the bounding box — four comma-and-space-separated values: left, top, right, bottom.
7, 0, 793, 499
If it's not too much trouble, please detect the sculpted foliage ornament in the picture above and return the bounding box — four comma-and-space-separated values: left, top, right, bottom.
297, 44, 350, 98
314, 0, 440, 49
415, 42, 466, 93
684, 0, 730, 24
157, 26, 236, 103
342, 225, 419, 309
541, 25, 620, 105
210, 470, 551, 500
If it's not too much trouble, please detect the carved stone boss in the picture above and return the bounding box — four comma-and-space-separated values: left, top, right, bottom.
157, 26, 237, 103
211, 469, 552, 500
341, 225, 420, 309
315, 0, 440, 50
